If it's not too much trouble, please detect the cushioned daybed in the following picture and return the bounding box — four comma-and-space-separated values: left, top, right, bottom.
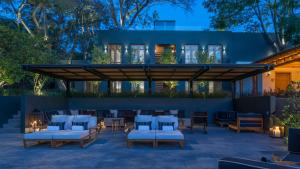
23, 115, 98, 148
127, 115, 184, 148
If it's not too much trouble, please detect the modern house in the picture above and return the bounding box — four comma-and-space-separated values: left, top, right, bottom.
72, 24, 281, 96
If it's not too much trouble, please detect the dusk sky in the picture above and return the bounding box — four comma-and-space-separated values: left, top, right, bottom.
151, 0, 211, 30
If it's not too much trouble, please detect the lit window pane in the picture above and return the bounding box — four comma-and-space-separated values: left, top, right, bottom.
208, 45, 222, 64
184, 45, 198, 64
108, 45, 121, 64
131, 45, 145, 64
112, 81, 122, 93
131, 81, 144, 93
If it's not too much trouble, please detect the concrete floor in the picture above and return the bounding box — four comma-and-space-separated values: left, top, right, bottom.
0, 127, 287, 169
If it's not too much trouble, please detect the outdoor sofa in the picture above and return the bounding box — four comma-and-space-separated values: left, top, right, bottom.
127, 115, 184, 148
23, 115, 99, 148
215, 111, 236, 127
228, 113, 263, 133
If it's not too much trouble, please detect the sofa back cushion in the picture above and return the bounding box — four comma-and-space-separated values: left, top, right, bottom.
157, 115, 178, 130
135, 121, 152, 130
72, 121, 89, 130
51, 115, 73, 130
48, 122, 65, 130
73, 115, 97, 129
135, 115, 156, 130
158, 121, 175, 130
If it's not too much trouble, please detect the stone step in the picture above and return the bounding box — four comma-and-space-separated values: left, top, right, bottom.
0, 127, 20, 133
13, 114, 21, 119
3, 123, 20, 128
8, 118, 20, 124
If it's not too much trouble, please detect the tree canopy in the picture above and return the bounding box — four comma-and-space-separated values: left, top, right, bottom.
203, 0, 300, 52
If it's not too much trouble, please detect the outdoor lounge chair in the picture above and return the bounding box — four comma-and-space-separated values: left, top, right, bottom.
127, 115, 184, 148
155, 115, 184, 148
228, 113, 263, 133
127, 115, 156, 147
23, 115, 99, 148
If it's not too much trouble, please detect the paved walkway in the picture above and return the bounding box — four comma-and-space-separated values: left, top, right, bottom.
0, 127, 286, 169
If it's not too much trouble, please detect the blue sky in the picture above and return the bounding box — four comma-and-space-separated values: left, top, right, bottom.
151, 0, 211, 30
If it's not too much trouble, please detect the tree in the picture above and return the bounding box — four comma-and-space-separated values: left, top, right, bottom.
0, 24, 58, 95
203, 0, 300, 52
158, 48, 177, 96
92, 45, 111, 64
103, 0, 195, 29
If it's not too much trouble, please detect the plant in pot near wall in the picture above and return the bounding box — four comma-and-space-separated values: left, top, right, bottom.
271, 81, 300, 141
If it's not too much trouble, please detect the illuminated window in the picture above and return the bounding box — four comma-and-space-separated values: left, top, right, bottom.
108, 45, 121, 64
208, 45, 222, 64
184, 45, 198, 64
131, 45, 145, 64
111, 81, 121, 93
131, 81, 144, 93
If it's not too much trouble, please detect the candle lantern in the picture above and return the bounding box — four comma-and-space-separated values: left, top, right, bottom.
269, 126, 285, 138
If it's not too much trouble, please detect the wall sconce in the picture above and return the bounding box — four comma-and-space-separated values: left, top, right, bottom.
223, 46, 226, 55
181, 46, 185, 54
266, 71, 271, 76
146, 45, 149, 54
104, 45, 107, 53
172, 49, 175, 53
125, 45, 128, 54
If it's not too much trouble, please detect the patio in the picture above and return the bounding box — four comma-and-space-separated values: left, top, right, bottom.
0, 127, 286, 169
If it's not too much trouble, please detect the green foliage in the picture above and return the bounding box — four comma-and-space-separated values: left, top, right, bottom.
159, 48, 176, 64
91, 46, 110, 64
273, 82, 300, 129
158, 48, 177, 96
196, 51, 215, 64
0, 24, 58, 93
203, 0, 300, 51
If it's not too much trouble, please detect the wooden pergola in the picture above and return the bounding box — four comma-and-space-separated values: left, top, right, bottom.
23, 64, 273, 97
256, 46, 300, 67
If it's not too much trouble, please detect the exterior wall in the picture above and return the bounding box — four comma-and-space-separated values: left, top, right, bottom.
262, 67, 300, 93
68, 97, 233, 123
0, 96, 20, 128
93, 30, 274, 94
21, 96, 68, 133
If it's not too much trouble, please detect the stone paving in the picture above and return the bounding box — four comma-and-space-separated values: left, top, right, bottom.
0, 127, 286, 169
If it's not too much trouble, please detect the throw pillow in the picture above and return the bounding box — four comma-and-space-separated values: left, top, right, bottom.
48, 122, 65, 130
72, 122, 89, 130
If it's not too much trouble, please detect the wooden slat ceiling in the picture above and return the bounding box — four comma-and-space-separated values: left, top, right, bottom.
256, 46, 300, 67
22, 64, 273, 81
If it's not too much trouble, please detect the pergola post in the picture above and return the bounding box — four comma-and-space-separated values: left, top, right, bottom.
107, 80, 111, 96
148, 79, 152, 95
239, 80, 243, 97
231, 81, 236, 99
252, 75, 258, 96
66, 80, 70, 97
189, 80, 193, 96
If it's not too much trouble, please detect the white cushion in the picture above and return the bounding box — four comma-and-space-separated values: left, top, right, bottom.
72, 126, 84, 131
110, 109, 118, 118
52, 115, 74, 130
47, 126, 60, 131
155, 130, 184, 140
57, 110, 64, 115
127, 130, 156, 140
70, 109, 79, 115
169, 110, 178, 115
135, 115, 157, 130
52, 130, 89, 140
23, 131, 56, 140
157, 115, 179, 129
138, 125, 150, 131
162, 126, 174, 131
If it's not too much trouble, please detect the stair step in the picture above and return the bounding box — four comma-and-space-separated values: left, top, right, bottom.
0, 127, 20, 133
13, 114, 21, 118
8, 118, 20, 124
3, 123, 20, 128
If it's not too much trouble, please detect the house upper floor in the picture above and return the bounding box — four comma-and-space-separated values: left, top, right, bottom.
94, 30, 276, 65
